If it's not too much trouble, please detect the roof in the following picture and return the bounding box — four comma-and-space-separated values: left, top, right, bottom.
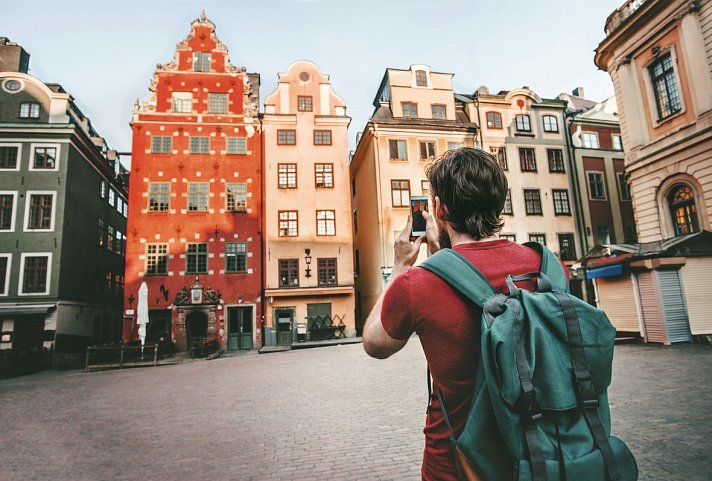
369, 103, 477, 130
557, 92, 598, 113
574, 96, 619, 123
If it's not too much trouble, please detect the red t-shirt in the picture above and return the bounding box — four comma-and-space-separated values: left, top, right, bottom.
381, 239, 544, 481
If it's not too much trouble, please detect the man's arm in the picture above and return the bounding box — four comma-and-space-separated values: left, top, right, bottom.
363, 212, 438, 359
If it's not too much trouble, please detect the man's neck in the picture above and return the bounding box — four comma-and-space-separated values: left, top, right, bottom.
448, 228, 499, 248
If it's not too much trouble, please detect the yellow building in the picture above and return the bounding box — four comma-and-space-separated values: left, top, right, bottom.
262, 60, 354, 345
349, 65, 477, 331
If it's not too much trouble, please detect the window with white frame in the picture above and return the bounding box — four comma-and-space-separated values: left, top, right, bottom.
277, 130, 296, 145
529, 234, 546, 245
402, 102, 418, 118
225, 243, 247, 273
189, 136, 210, 154
420, 141, 436, 161
193, 52, 211, 72
148, 183, 170, 212
107, 226, 114, 251
500, 234, 517, 242
188, 183, 209, 211
25, 192, 55, 231
19, 102, 40, 119
649, 52, 682, 121
278, 164, 297, 189
515, 114, 531, 132
151, 136, 172, 153
145, 243, 168, 275
0, 145, 20, 169
32, 145, 58, 170
20, 253, 51, 295
612, 134, 623, 151
208, 93, 228, 114
391, 180, 410, 207
172, 92, 193, 113
315, 164, 334, 188
490, 146, 507, 171
0, 192, 17, 231
279, 211, 298, 237
226, 137, 247, 154
108, 189, 115, 207
389, 140, 407, 160
582, 132, 599, 149
226, 182, 247, 212
98, 219, 105, 247
542, 115, 558, 132
317, 210, 336, 236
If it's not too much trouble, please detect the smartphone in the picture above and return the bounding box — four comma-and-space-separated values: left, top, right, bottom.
410, 195, 429, 237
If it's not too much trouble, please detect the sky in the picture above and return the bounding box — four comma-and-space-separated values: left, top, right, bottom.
1, 0, 624, 168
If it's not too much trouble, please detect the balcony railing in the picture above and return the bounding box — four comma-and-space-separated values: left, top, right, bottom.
605, 0, 650, 34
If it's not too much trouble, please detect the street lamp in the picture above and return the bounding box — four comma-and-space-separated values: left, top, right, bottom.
305, 248, 312, 278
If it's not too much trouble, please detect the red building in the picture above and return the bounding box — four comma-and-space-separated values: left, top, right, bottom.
124, 12, 263, 353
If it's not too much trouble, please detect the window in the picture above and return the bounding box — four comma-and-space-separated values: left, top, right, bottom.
617, 173, 631, 201
317, 210, 336, 236
100, 181, 106, 199
151, 136, 172, 153
193, 52, 211, 72
649, 53, 682, 120
0, 255, 9, 295
26, 193, 54, 230
107, 226, 114, 251
0, 146, 19, 169
501, 234, 517, 242
0, 193, 16, 231
98, 219, 104, 247
558, 234, 576, 261
225, 243, 247, 273
524, 189, 542, 215
19, 102, 40, 118
529, 234, 546, 245
402, 102, 418, 118
146, 244, 168, 275
355, 250, 360, 276
108, 189, 115, 207
391, 180, 410, 207
21, 254, 50, 294
486, 111, 502, 129
547, 149, 565, 173
298, 96, 313, 112
317, 258, 337, 286
489, 146, 507, 170
542, 115, 559, 132
279, 259, 299, 287
420, 141, 436, 161
226, 183, 247, 212
447, 142, 464, 150
279, 211, 298, 237
668, 184, 700, 236
148, 183, 170, 212
582, 132, 599, 149
226, 137, 247, 154
351, 179, 356, 197
502, 190, 513, 215
421, 180, 430, 196
172, 92, 193, 113
587, 172, 606, 200
187, 183, 209, 211
624, 225, 638, 244
208, 93, 228, 114
315, 164, 334, 188
186, 243, 208, 274
277, 130, 296, 145
612, 134, 623, 151
314, 130, 332, 145
519, 148, 537, 172
278, 164, 297, 189
33, 146, 57, 169
415, 70, 427, 87
552, 189, 571, 215
353, 209, 358, 234
597, 225, 611, 245
515, 114, 531, 132
189, 136, 209, 154
389, 140, 407, 160
117, 197, 123, 214
431, 104, 446, 119
116, 231, 124, 256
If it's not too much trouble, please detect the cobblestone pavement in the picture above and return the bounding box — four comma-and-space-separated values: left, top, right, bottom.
1, 339, 710, 481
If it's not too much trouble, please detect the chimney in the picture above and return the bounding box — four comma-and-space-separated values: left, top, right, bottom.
0, 37, 30, 73
572, 87, 585, 98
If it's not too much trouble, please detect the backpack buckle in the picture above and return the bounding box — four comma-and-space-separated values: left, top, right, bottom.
523, 391, 543, 422
576, 379, 598, 405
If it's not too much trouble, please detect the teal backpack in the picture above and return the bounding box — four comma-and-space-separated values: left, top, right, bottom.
420, 243, 638, 481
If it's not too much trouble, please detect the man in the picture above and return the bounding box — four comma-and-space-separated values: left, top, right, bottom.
363, 147, 543, 481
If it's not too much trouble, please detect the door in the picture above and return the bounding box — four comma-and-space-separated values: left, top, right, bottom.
227, 306, 253, 350
186, 311, 208, 347
275, 309, 293, 345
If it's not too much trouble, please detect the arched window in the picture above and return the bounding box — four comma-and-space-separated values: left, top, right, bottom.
667, 183, 699, 236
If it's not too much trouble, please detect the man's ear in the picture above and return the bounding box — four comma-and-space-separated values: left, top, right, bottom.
434, 196, 449, 221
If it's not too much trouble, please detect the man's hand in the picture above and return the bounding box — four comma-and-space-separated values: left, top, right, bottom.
423, 210, 441, 255
394, 215, 424, 272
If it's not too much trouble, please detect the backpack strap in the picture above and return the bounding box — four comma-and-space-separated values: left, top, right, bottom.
419, 248, 497, 307
524, 242, 569, 293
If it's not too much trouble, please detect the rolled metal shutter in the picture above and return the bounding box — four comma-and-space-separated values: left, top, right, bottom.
679, 257, 712, 335
636, 271, 665, 343
595, 276, 640, 333
657, 269, 691, 343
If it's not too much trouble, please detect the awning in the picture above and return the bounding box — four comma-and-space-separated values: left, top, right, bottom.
586, 264, 624, 280
0, 304, 56, 316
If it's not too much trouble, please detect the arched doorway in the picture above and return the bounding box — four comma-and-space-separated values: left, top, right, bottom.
185, 311, 208, 347
667, 183, 700, 236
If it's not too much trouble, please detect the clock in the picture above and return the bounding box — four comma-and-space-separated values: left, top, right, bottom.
3, 79, 22, 93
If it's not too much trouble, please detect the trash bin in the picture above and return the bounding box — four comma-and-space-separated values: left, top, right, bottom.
296, 323, 307, 342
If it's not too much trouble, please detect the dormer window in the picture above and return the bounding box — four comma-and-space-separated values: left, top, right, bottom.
415, 70, 427, 87
515, 114, 531, 132
19, 103, 40, 119
402, 102, 418, 118
298, 96, 313, 112
193, 52, 211, 72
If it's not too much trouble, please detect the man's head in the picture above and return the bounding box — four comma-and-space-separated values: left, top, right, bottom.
425, 147, 508, 242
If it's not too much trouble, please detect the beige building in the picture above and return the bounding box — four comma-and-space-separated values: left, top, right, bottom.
589, 0, 712, 343
262, 60, 354, 345
350, 65, 477, 331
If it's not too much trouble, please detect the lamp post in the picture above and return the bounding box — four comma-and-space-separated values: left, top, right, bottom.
304, 248, 312, 278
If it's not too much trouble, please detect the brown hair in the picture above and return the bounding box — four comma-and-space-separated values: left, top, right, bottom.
425, 147, 508, 239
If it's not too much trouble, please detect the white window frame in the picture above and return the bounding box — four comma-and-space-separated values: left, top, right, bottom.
0, 143, 22, 171
29, 143, 61, 172
612, 134, 623, 151
226, 137, 247, 154
0, 191, 18, 232
0, 253, 11, 296
18, 252, 52, 296
23, 191, 57, 232
582, 132, 599, 149
172, 92, 193, 113
643, 47, 686, 126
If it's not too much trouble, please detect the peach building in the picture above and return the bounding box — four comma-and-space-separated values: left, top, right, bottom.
262, 60, 354, 346
350, 65, 477, 331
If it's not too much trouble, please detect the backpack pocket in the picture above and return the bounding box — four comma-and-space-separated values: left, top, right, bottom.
514, 436, 638, 481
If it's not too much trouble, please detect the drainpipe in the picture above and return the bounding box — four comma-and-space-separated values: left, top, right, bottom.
474, 91, 483, 149
564, 109, 588, 258
259, 115, 266, 348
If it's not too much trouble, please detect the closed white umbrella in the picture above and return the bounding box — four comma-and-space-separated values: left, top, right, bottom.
137, 282, 149, 353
